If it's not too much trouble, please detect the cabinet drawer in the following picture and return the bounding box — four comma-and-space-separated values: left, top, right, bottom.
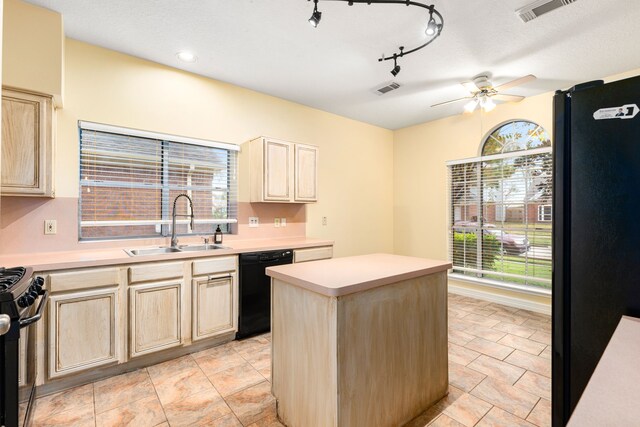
48, 267, 120, 292
293, 246, 333, 263
129, 261, 183, 284
192, 256, 237, 277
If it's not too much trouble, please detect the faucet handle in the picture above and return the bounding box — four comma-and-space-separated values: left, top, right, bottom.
203, 237, 210, 245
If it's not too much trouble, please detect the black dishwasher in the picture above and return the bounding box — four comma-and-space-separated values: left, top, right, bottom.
237, 249, 293, 339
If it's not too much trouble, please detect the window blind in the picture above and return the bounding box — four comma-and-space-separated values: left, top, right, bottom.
447, 147, 552, 289
79, 122, 239, 240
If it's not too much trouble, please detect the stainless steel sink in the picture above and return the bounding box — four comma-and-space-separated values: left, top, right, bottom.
178, 244, 228, 252
125, 244, 229, 256
124, 247, 182, 257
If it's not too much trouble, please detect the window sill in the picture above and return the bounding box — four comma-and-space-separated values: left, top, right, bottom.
448, 273, 552, 297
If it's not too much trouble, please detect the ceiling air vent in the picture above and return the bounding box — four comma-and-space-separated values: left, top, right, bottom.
373, 81, 401, 96
516, 0, 577, 23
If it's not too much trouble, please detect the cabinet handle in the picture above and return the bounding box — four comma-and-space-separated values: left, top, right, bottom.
207, 274, 232, 283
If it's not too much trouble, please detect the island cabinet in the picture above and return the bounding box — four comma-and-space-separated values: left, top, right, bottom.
46, 268, 122, 379
1, 87, 54, 197
266, 254, 452, 427
249, 136, 318, 203
128, 261, 185, 358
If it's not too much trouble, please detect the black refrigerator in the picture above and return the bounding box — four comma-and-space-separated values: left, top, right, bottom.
553, 75, 640, 426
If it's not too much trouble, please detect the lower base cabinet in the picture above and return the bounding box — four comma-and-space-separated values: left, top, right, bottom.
48, 288, 120, 379
129, 280, 183, 358
192, 274, 235, 341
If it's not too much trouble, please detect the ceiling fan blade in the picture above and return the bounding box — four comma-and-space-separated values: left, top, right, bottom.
431, 97, 474, 108
494, 74, 536, 92
493, 94, 525, 102
461, 81, 480, 94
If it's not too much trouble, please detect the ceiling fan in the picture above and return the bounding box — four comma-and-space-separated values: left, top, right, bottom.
431, 74, 537, 112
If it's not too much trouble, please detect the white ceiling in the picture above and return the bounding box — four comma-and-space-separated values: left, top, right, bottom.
24, 0, 640, 129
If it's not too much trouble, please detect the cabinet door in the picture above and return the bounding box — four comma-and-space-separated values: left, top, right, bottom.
129, 280, 182, 358
264, 139, 293, 201
48, 288, 120, 379
1, 87, 54, 197
192, 274, 236, 341
294, 143, 318, 202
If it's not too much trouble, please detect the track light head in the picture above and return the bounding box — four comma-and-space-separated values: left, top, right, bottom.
426, 16, 437, 36
309, 0, 322, 27
390, 57, 401, 76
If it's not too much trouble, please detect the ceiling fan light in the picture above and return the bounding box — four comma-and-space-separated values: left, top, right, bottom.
481, 97, 496, 112
464, 99, 479, 113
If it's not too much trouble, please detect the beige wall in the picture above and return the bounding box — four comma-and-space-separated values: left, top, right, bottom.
393, 92, 554, 306
2, 0, 64, 105
9, 37, 394, 257
393, 68, 640, 307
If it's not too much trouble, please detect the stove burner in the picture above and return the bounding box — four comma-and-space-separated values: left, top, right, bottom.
0, 267, 26, 291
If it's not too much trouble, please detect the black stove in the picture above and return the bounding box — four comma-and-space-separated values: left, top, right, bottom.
0, 266, 48, 427
0, 268, 27, 291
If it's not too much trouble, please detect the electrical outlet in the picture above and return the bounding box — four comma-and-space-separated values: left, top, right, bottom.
274, 218, 281, 228
249, 217, 259, 228
322, 216, 327, 226
281, 217, 286, 227
44, 219, 57, 235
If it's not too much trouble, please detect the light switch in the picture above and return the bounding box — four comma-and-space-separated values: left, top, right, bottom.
274, 218, 281, 228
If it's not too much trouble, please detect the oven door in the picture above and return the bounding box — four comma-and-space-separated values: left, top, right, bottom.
18, 290, 49, 427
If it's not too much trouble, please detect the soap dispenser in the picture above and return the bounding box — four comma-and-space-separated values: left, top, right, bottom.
214, 225, 223, 244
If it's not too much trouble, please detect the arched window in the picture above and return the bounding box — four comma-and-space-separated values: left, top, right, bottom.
448, 120, 552, 291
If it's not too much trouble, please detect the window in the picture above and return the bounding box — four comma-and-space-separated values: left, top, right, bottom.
537, 205, 552, 222
447, 120, 552, 291
79, 121, 239, 241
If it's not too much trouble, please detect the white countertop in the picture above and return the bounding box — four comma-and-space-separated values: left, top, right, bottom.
0, 237, 333, 271
266, 253, 451, 297
567, 315, 640, 426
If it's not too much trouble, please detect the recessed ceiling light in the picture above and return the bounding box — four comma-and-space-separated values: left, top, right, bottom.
176, 51, 197, 63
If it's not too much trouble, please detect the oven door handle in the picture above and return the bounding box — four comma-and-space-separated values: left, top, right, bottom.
20, 290, 49, 329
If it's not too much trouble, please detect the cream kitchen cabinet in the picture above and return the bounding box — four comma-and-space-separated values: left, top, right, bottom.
192, 256, 238, 341
47, 287, 120, 379
46, 268, 122, 379
293, 246, 333, 263
127, 261, 184, 358
1, 87, 54, 197
250, 136, 318, 203
129, 280, 183, 358
18, 334, 27, 386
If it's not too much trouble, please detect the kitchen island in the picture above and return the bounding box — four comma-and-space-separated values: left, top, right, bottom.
266, 253, 452, 427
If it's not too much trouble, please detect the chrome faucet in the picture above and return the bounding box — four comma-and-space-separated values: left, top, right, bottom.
171, 194, 195, 248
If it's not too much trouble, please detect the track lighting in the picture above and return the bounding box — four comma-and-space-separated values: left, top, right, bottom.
308, 0, 322, 27
426, 16, 437, 36
391, 62, 401, 77
306, 0, 444, 74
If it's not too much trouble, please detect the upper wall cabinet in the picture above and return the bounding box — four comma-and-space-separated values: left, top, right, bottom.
250, 137, 318, 203
1, 87, 54, 197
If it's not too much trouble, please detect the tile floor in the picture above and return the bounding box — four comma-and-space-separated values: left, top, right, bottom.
30, 293, 551, 427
